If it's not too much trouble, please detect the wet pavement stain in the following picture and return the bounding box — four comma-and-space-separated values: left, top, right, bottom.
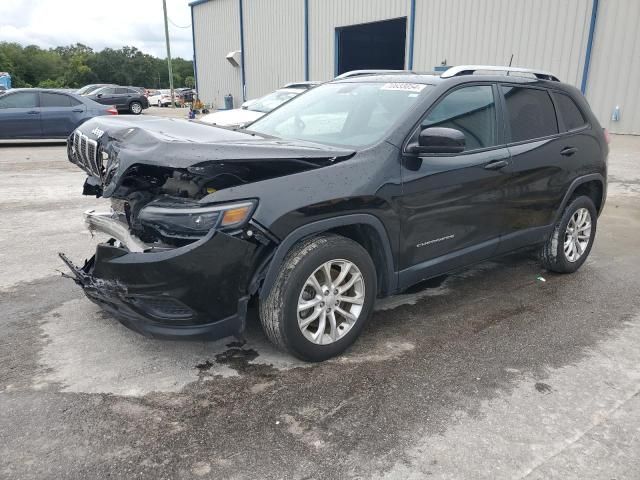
195, 360, 214, 372
535, 382, 554, 394
215, 347, 259, 369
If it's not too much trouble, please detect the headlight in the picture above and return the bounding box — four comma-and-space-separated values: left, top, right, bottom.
138, 199, 256, 239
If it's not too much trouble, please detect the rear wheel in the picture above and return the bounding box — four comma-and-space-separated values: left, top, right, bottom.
259, 234, 376, 361
129, 101, 143, 115
540, 196, 597, 273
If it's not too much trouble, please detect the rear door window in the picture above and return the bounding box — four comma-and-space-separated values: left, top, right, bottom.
422, 85, 498, 151
502, 86, 558, 142
553, 92, 587, 131
40, 92, 73, 107
0, 92, 39, 109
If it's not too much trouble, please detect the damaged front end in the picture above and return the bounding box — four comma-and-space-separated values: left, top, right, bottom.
61, 116, 353, 340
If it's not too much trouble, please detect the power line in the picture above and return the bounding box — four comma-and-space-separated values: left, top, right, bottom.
168, 17, 191, 29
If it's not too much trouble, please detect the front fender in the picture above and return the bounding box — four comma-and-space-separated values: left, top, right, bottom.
257, 214, 397, 297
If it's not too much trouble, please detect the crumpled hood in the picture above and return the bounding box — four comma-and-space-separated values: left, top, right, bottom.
70, 116, 355, 197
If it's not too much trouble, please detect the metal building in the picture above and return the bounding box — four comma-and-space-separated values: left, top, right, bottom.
190, 0, 640, 134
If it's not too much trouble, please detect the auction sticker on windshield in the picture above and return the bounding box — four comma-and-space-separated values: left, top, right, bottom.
381, 83, 427, 92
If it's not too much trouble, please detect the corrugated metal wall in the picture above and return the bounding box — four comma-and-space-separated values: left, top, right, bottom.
243, 0, 305, 99
586, 0, 640, 134
307, 0, 410, 80
412, 0, 593, 87
192, 0, 243, 107
191, 0, 640, 133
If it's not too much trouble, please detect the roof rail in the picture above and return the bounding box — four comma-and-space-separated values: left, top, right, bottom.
335, 69, 417, 79
441, 65, 560, 82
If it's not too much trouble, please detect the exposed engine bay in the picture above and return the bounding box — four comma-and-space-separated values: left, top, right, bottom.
68, 116, 354, 248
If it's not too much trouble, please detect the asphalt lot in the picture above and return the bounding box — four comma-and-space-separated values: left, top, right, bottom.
1, 131, 639, 479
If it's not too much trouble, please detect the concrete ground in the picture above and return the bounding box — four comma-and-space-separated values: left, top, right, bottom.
1, 133, 639, 479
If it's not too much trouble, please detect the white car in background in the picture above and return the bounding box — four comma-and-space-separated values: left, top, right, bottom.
147, 89, 175, 107
200, 87, 309, 128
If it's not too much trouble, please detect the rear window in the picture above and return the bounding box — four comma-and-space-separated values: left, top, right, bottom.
554, 92, 587, 131
502, 86, 558, 142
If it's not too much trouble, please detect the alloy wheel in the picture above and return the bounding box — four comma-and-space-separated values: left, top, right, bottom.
564, 207, 592, 262
297, 259, 365, 345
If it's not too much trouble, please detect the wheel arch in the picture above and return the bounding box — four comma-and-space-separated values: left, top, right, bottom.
555, 174, 606, 223
256, 214, 396, 299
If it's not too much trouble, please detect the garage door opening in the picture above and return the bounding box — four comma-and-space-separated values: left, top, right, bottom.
335, 17, 407, 76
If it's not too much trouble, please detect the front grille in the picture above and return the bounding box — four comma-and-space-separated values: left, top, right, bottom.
71, 130, 100, 178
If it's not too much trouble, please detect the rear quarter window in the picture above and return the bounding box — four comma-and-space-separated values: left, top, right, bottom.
502, 86, 558, 142
553, 92, 587, 131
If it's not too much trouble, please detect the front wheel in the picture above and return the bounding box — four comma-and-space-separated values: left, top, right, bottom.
540, 196, 597, 273
129, 101, 143, 115
259, 234, 377, 362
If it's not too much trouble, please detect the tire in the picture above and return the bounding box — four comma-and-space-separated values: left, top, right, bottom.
259, 234, 377, 362
540, 195, 597, 273
129, 101, 143, 115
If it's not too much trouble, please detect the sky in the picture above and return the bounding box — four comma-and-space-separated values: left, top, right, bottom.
0, 0, 195, 59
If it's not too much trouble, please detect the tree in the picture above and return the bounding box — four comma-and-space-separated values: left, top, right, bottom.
0, 42, 193, 89
184, 76, 195, 89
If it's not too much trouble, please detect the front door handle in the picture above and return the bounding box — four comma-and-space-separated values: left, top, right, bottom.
72, 108, 84, 113
27, 110, 39, 115
561, 146, 578, 156
484, 160, 509, 170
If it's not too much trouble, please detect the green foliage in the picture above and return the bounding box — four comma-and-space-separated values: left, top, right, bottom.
184, 76, 195, 89
0, 42, 194, 89
38, 78, 65, 88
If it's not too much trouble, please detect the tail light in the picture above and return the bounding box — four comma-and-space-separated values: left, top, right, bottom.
106, 107, 118, 115
603, 128, 611, 144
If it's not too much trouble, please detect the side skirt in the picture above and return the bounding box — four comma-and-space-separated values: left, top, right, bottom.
397, 225, 552, 292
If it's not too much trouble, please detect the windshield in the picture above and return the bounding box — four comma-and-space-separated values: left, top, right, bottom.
248, 82, 431, 147
247, 90, 299, 113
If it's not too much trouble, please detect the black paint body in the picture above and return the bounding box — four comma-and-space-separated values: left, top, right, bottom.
64, 73, 608, 340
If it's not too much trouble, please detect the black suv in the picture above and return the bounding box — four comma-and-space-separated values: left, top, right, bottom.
86, 86, 149, 115
61, 66, 608, 361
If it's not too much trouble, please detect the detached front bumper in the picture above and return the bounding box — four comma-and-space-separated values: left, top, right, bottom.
60, 218, 256, 341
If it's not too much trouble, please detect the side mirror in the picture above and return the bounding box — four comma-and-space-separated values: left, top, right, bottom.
410, 127, 465, 154
97, 94, 103, 98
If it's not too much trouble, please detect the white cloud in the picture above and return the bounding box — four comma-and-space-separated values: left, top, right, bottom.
0, 0, 194, 59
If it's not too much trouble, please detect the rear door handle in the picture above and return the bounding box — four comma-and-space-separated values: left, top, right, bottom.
484, 160, 509, 170
72, 108, 84, 113
27, 110, 39, 115
561, 146, 578, 156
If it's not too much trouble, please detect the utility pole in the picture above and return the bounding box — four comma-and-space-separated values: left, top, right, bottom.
162, 0, 175, 108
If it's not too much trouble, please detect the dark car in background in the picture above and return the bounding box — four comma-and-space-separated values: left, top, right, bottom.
85, 86, 149, 115
0, 88, 117, 140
